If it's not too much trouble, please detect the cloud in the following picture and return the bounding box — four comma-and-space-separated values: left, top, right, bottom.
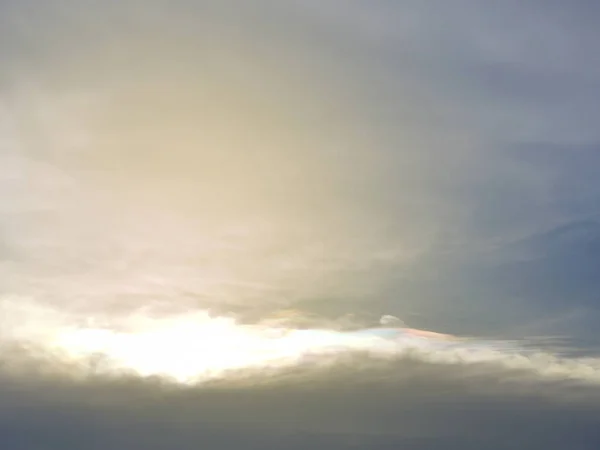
1, 347, 600, 449
0, 0, 599, 347
1, 2, 600, 447
0, 0, 454, 318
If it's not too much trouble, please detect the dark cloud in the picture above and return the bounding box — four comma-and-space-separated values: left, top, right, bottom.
1, 357, 600, 449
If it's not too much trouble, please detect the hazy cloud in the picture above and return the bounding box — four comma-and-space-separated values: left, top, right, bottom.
1, 1, 600, 448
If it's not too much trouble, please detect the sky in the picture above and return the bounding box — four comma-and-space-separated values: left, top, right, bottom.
1, 1, 600, 448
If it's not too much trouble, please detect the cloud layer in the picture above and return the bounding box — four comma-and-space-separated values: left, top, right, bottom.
1, 349, 600, 449
2, 1, 600, 448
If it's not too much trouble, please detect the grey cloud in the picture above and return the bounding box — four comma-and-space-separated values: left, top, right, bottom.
1, 357, 600, 449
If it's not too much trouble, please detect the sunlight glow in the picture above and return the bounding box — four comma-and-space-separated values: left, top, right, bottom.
3, 303, 599, 387
48, 312, 371, 383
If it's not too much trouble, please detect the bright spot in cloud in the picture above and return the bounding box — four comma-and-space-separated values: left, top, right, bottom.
2, 302, 600, 386
46, 312, 373, 383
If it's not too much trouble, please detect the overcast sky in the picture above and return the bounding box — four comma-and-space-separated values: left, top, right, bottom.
1, 1, 600, 449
